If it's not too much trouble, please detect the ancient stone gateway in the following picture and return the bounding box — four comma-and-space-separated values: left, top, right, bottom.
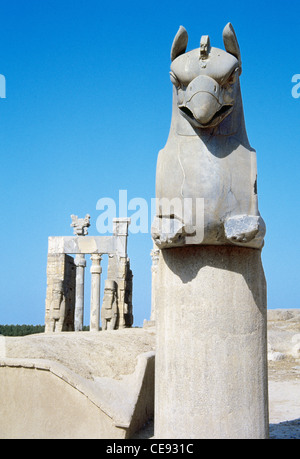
152, 23, 269, 439
45, 217, 133, 333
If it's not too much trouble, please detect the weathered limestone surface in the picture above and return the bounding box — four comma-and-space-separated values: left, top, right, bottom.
267, 309, 300, 361
150, 245, 160, 322
152, 23, 268, 439
71, 214, 90, 236
90, 254, 102, 332
101, 280, 119, 331
102, 254, 134, 330
152, 23, 265, 250
0, 365, 122, 439
0, 328, 155, 439
155, 246, 268, 439
74, 254, 86, 331
45, 254, 76, 333
48, 236, 116, 256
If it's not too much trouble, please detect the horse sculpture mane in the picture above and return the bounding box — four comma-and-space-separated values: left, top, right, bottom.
152, 23, 265, 249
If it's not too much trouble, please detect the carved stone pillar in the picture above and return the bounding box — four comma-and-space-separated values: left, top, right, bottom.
45, 254, 76, 333
101, 279, 118, 330
49, 277, 64, 332
124, 258, 133, 327
90, 254, 102, 332
117, 256, 127, 329
104, 254, 133, 329
74, 254, 86, 331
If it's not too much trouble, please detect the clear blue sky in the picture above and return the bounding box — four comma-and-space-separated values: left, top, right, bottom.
0, 0, 299, 326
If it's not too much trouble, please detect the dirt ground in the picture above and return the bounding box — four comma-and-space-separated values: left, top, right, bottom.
132, 358, 300, 439
135, 310, 300, 439
267, 309, 300, 439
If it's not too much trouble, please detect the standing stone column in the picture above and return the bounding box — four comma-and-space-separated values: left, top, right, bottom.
112, 218, 131, 329
90, 254, 102, 332
155, 246, 268, 439
151, 24, 268, 439
74, 254, 86, 331
70, 213, 91, 330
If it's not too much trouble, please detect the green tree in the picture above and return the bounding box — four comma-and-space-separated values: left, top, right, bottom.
0, 324, 45, 336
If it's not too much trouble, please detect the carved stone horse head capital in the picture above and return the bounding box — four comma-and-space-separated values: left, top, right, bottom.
152, 24, 266, 250
70, 214, 91, 236
170, 23, 242, 132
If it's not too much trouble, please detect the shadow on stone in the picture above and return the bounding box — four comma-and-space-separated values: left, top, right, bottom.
162, 245, 266, 316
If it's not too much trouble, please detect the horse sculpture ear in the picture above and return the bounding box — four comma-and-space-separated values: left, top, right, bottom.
223, 23, 242, 74
171, 26, 188, 62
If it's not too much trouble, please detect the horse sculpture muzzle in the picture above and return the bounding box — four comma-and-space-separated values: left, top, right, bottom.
179, 74, 234, 128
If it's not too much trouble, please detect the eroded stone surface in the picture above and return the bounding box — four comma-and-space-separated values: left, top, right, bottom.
152, 23, 265, 250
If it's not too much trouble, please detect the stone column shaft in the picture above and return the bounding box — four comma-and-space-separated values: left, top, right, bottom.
150, 247, 160, 322
155, 245, 269, 439
90, 254, 102, 332
74, 254, 86, 331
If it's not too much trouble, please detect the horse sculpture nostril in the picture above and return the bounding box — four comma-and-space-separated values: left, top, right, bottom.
208, 104, 233, 123
180, 100, 233, 127
179, 106, 195, 120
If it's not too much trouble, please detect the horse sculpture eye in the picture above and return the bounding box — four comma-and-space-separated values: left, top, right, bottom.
226, 67, 239, 85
